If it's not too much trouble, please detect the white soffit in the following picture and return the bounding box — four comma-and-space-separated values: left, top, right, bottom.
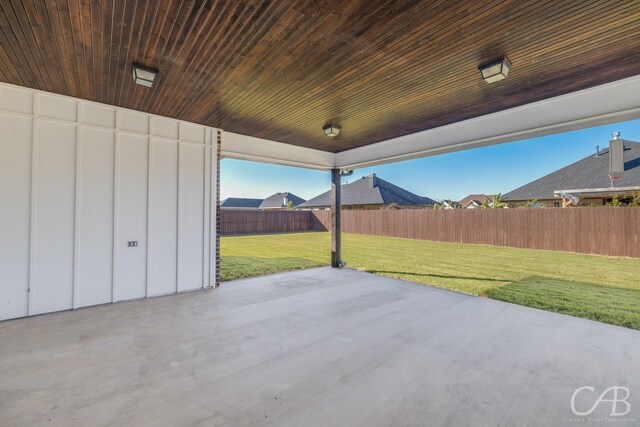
336, 74, 640, 169
221, 131, 336, 170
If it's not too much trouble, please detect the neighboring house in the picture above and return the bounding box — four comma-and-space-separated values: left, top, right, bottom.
298, 174, 435, 210
458, 194, 496, 209
503, 135, 640, 206
434, 200, 460, 209
220, 198, 263, 210
259, 192, 306, 210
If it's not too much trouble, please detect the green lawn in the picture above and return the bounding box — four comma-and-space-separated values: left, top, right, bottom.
221, 232, 640, 329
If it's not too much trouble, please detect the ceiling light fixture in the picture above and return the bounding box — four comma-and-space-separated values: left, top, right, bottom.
323, 124, 341, 137
132, 63, 158, 87
478, 56, 511, 83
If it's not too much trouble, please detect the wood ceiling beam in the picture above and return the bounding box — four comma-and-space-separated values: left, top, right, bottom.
336, 74, 640, 169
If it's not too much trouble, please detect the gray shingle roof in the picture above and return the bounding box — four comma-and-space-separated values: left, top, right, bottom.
220, 197, 263, 209
298, 174, 435, 208
259, 192, 306, 209
503, 140, 640, 201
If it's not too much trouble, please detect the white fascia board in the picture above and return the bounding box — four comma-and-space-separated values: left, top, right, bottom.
221, 131, 336, 170
554, 186, 640, 196
335, 75, 640, 170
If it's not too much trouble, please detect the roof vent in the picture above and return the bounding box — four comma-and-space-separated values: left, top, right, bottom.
595, 145, 600, 157
612, 131, 621, 140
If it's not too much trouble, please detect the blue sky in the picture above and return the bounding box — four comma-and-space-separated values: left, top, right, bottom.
221, 119, 640, 202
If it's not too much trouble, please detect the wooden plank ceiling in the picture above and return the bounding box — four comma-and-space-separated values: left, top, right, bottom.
1, 0, 640, 152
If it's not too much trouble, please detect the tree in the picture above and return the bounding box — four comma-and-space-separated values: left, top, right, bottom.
482, 194, 507, 209
287, 200, 294, 211
607, 195, 623, 207
492, 194, 508, 209
519, 199, 543, 209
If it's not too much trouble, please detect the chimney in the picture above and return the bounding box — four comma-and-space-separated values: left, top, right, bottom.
609, 132, 624, 175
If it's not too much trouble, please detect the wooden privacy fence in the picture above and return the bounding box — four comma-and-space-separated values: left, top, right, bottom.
220, 209, 327, 235
221, 208, 640, 258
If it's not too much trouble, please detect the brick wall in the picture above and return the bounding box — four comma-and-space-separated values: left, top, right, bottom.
215, 130, 221, 287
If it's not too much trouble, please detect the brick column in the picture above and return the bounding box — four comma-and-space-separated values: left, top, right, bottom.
215, 129, 221, 287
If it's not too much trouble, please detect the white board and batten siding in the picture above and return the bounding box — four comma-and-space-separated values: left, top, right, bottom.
0, 82, 218, 321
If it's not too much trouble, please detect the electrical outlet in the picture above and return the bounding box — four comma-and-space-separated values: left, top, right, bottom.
128, 241, 138, 247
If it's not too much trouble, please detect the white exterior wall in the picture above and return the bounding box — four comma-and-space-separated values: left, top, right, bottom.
0, 83, 217, 321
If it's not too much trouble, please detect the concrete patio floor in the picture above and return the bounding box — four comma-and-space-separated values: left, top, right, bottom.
1, 267, 639, 426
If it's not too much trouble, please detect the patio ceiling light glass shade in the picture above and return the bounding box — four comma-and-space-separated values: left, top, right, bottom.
132, 64, 158, 87
478, 57, 512, 83
323, 124, 341, 137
